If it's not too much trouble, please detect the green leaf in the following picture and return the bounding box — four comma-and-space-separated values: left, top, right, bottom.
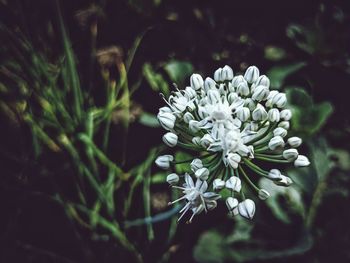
267, 62, 306, 89
142, 63, 170, 96
163, 60, 193, 87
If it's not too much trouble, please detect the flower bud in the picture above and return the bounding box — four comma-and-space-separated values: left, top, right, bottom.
189, 120, 200, 133
272, 92, 287, 108
192, 136, 201, 145
226, 197, 239, 215
268, 108, 280, 122
190, 73, 204, 90
166, 173, 179, 185
255, 75, 270, 88
214, 67, 224, 82
258, 189, 270, 200
244, 66, 260, 84
195, 167, 210, 180
273, 127, 287, 137
207, 89, 221, 104
244, 98, 256, 111
236, 107, 250, 122
157, 112, 176, 130
268, 136, 285, 150
274, 175, 293, 186
294, 155, 310, 167
226, 153, 241, 169
267, 169, 282, 180
252, 85, 269, 101
225, 176, 242, 192
200, 134, 215, 148
183, 112, 194, 123
252, 103, 268, 121
213, 178, 226, 191
280, 109, 292, 121
287, 137, 302, 148
237, 81, 250, 96
190, 158, 203, 172
155, 155, 173, 169
283, 148, 299, 161
278, 121, 290, 130
204, 77, 216, 92
184, 86, 196, 98
222, 65, 234, 81
232, 75, 245, 88
162, 132, 178, 147
227, 92, 239, 104
159, 106, 172, 113
238, 199, 256, 219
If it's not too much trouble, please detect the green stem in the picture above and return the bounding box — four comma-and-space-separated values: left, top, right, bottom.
238, 165, 259, 192
255, 156, 290, 163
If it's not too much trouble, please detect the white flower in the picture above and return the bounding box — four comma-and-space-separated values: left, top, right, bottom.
157, 112, 176, 130
252, 85, 269, 101
214, 67, 224, 82
232, 75, 245, 88
190, 73, 204, 90
268, 136, 285, 150
278, 121, 290, 130
222, 65, 234, 81
274, 175, 293, 186
167, 173, 179, 185
288, 137, 302, 148
162, 132, 178, 147
244, 66, 260, 84
244, 98, 256, 111
204, 77, 216, 92
200, 134, 215, 148
183, 112, 194, 123
184, 86, 197, 99
226, 197, 239, 216
252, 104, 268, 121
236, 107, 250, 122
170, 174, 220, 222
258, 189, 270, 200
189, 120, 200, 133
280, 109, 292, 121
155, 155, 173, 169
273, 127, 287, 137
237, 81, 250, 96
283, 148, 299, 161
190, 158, 203, 172
268, 108, 280, 122
195, 167, 210, 180
213, 178, 225, 191
294, 155, 310, 167
255, 75, 270, 88
225, 176, 242, 192
238, 199, 256, 219
192, 136, 201, 145
226, 153, 241, 169
272, 93, 287, 108
267, 169, 282, 180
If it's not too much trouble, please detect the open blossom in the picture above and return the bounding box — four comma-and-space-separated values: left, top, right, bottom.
155, 65, 310, 222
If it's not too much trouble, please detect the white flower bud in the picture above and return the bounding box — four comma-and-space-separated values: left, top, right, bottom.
252, 103, 268, 121
195, 167, 210, 180
222, 65, 234, 81
244, 98, 256, 111
213, 178, 225, 191
273, 127, 287, 137
192, 136, 201, 145
227, 92, 239, 104
287, 137, 302, 148
162, 132, 178, 147
232, 75, 245, 88
159, 106, 172, 113
206, 200, 218, 210
200, 134, 215, 148
255, 75, 270, 88
237, 81, 250, 96
157, 112, 176, 130
266, 90, 279, 102
272, 92, 287, 108
252, 85, 269, 101
268, 136, 285, 150
267, 169, 282, 180
226, 197, 239, 215
294, 155, 310, 167
274, 175, 293, 186
258, 189, 270, 200
214, 68, 224, 82
166, 173, 179, 185
268, 108, 280, 122
226, 153, 241, 169
190, 158, 203, 172
207, 89, 221, 104
283, 148, 299, 161
278, 121, 290, 130
204, 77, 216, 92
184, 86, 196, 98
183, 112, 194, 123
225, 176, 242, 192
280, 109, 292, 121
189, 120, 200, 133
236, 107, 250, 122
244, 66, 260, 84
238, 199, 256, 219
190, 73, 204, 90
155, 155, 173, 169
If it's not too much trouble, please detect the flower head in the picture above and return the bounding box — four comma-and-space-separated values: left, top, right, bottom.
156, 65, 310, 221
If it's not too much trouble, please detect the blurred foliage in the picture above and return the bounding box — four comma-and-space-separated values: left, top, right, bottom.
1, 0, 350, 263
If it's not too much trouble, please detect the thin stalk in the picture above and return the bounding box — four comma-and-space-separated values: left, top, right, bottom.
255, 156, 290, 163
238, 165, 259, 192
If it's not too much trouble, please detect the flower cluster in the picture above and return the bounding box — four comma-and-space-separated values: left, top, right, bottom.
155, 65, 310, 222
